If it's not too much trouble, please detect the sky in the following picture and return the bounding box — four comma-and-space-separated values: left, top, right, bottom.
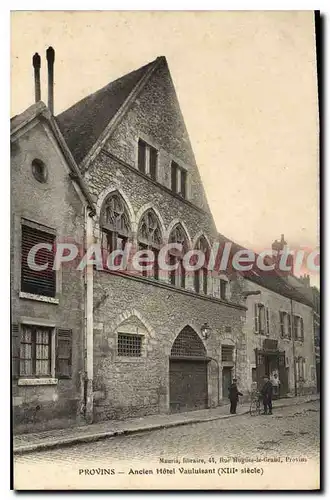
10, 11, 319, 284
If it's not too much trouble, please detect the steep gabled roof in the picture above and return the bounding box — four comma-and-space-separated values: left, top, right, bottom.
56, 58, 159, 166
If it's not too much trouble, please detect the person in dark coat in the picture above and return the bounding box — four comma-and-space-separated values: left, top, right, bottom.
228, 378, 243, 414
261, 375, 273, 415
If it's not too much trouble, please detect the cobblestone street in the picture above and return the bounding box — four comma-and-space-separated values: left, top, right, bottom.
14, 401, 320, 490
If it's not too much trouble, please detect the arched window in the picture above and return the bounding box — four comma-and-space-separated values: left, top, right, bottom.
171, 326, 206, 358
168, 224, 189, 288
194, 236, 209, 295
137, 210, 162, 279
100, 193, 131, 254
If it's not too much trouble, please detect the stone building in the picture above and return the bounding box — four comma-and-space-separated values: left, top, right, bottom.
11, 53, 317, 431
56, 55, 250, 422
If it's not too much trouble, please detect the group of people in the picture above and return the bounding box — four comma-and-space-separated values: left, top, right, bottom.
228, 374, 275, 415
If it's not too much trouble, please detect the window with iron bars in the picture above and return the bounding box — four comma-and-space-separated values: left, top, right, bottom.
117, 333, 142, 357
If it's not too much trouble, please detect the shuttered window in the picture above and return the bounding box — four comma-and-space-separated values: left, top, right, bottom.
254, 304, 270, 335
254, 303, 259, 334
56, 328, 72, 378
21, 225, 56, 297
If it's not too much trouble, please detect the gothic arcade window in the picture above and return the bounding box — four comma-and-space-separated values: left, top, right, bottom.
168, 224, 189, 288
137, 210, 162, 279
194, 236, 209, 295
101, 193, 131, 260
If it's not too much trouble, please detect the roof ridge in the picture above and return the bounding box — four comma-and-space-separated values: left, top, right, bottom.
57, 57, 159, 119
80, 57, 162, 171
56, 57, 163, 167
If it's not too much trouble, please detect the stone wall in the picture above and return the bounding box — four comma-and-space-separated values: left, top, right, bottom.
92, 269, 246, 421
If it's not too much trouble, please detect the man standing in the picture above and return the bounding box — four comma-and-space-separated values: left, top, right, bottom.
261, 375, 273, 415
228, 378, 243, 414
270, 370, 280, 399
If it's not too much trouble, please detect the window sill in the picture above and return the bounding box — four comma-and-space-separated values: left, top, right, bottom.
19, 291, 59, 304
17, 378, 58, 386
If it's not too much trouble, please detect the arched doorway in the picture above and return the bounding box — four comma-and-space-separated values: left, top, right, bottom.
169, 326, 209, 413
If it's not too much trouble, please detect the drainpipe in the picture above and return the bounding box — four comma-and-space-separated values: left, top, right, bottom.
84, 209, 94, 423
290, 298, 297, 396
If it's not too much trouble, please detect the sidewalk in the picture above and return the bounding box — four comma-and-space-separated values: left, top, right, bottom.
13, 394, 319, 455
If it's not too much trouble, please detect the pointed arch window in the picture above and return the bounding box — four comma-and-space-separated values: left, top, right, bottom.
194, 236, 209, 295
171, 326, 206, 358
137, 210, 162, 279
101, 193, 131, 256
168, 224, 189, 289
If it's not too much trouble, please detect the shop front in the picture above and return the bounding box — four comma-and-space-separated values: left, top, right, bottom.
255, 339, 288, 398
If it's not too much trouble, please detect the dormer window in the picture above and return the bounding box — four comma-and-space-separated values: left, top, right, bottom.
171, 161, 187, 199
138, 139, 158, 181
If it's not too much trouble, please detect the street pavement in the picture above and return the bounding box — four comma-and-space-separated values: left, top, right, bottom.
14, 400, 320, 490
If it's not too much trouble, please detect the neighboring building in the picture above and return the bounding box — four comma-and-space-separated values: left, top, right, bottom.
242, 277, 316, 397
271, 235, 320, 395
293, 274, 320, 393
10, 100, 95, 433
218, 234, 317, 398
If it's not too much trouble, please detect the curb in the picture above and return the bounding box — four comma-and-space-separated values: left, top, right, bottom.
13, 397, 319, 456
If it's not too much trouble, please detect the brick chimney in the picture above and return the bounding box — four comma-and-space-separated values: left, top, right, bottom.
46, 46, 55, 114
32, 52, 41, 103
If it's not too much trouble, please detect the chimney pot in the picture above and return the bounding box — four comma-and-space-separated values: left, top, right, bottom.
46, 46, 55, 64
32, 52, 41, 69
32, 52, 41, 103
46, 46, 55, 114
